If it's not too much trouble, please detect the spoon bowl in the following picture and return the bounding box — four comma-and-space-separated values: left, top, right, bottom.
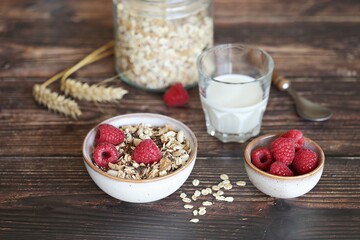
272, 72, 332, 121
287, 87, 333, 121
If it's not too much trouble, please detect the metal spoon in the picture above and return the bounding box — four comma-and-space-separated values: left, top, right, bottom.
272, 72, 333, 121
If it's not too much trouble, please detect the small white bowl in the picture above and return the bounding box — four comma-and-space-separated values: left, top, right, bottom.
82, 113, 197, 203
244, 134, 325, 199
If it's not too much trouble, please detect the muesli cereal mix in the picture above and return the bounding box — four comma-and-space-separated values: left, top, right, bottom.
103, 123, 192, 180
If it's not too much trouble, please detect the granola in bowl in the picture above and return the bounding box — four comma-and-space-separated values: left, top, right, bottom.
102, 123, 192, 180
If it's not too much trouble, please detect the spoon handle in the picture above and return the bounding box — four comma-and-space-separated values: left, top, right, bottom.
272, 72, 290, 91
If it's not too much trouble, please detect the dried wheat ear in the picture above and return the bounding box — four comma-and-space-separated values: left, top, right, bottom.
61, 78, 128, 102
33, 84, 82, 119
32, 41, 128, 119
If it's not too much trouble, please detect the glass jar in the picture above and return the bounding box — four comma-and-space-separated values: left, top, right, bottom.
113, 0, 213, 92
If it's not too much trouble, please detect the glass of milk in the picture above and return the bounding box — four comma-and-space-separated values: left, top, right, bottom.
197, 43, 274, 143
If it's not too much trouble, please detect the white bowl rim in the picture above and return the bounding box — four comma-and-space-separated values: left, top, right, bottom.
244, 133, 325, 180
82, 113, 198, 183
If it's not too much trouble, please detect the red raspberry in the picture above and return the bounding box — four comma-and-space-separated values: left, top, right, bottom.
93, 142, 119, 168
163, 83, 189, 107
132, 139, 162, 164
251, 147, 274, 171
281, 129, 304, 151
95, 123, 125, 146
269, 161, 294, 176
292, 148, 318, 175
270, 137, 295, 166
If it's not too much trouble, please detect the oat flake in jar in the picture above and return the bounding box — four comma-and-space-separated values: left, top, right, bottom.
113, 0, 213, 91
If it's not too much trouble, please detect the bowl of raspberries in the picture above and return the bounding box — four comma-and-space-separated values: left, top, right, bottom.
82, 113, 197, 203
244, 129, 325, 199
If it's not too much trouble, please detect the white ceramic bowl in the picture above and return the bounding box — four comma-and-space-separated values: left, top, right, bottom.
244, 134, 325, 199
82, 113, 197, 203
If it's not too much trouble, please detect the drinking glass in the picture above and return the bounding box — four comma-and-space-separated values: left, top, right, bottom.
197, 43, 274, 143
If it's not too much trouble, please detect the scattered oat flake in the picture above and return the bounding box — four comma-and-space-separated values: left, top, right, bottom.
212, 185, 220, 191
222, 180, 230, 184
220, 174, 229, 180
194, 190, 201, 197
225, 197, 234, 202
184, 204, 194, 209
217, 190, 224, 196
199, 208, 207, 215
202, 201, 213, 206
182, 197, 192, 203
236, 181, 246, 186
191, 195, 197, 201
224, 183, 233, 190
190, 218, 199, 223
201, 189, 209, 195
192, 179, 200, 186
180, 193, 187, 198
193, 210, 198, 216
216, 195, 226, 201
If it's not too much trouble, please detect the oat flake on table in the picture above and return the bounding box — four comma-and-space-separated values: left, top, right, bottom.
183, 174, 247, 223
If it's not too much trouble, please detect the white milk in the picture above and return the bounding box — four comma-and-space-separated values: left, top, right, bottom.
200, 74, 267, 141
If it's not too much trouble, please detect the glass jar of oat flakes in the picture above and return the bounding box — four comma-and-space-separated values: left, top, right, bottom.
113, 0, 213, 91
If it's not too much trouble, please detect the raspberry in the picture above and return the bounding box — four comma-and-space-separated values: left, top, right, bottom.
269, 161, 294, 176
163, 83, 189, 107
270, 137, 295, 166
93, 142, 119, 168
251, 147, 274, 171
95, 123, 125, 146
292, 148, 318, 175
132, 139, 162, 164
281, 129, 304, 151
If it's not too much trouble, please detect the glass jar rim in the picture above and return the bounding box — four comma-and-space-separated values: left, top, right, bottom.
114, 0, 212, 19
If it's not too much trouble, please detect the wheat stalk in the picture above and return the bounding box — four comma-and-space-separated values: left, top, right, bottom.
33, 84, 82, 119
62, 78, 128, 102
61, 41, 115, 83
32, 41, 115, 119
59, 41, 128, 102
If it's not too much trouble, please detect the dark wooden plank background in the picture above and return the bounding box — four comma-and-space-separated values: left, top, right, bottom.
0, 0, 359, 239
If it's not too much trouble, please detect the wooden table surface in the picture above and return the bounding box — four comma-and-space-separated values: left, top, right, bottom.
1, 0, 359, 239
